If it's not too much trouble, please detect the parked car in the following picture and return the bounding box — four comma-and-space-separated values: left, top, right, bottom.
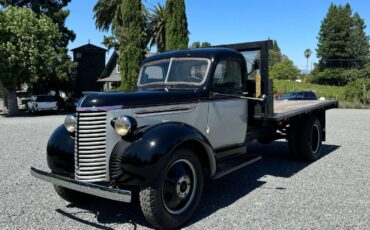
27, 95, 58, 114
31, 41, 338, 229
276, 91, 317, 101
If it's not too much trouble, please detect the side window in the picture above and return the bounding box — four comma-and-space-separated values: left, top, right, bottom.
213, 60, 243, 92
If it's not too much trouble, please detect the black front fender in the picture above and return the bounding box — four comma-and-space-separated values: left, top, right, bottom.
110, 122, 215, 186
47, 125, 75, 176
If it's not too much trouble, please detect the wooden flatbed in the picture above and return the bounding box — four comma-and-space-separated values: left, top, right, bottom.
271, 100, 338, 121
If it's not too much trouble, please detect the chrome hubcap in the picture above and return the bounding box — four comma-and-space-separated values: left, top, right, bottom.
162, 159, 196, 215
176, 175, 191, 199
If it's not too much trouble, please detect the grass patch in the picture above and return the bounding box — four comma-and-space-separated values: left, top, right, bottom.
273, 80, 370, 109
273, 80, 346, 100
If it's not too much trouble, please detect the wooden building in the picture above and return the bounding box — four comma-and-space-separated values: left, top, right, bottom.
72, 44, 107, 96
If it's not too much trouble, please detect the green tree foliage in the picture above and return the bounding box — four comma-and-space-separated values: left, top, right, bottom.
345, 79, 370, 103
0, 7, 61, 115
0, 0, 75, 46
94, 0, 123, 50
359, 62, 370, 79
317, 3, 369, 69
270, 58, 300, 80
165, 0, 189, 51
201, 42, 211, 48
269, 40, 283, 70
119, 0, 147, 91
94, 0, 150, 51
0, 0, 77, 95
149, 2, 166, 53
349, 13, 370, 68
94, 0, 123, 32
317, 3, 353, 69
191, 41, 212, 48
304, 49, 312, 73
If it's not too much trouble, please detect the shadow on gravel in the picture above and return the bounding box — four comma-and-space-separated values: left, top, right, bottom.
56, 141, 340, 229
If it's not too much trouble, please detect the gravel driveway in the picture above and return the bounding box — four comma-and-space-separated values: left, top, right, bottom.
0, 109, 369, 229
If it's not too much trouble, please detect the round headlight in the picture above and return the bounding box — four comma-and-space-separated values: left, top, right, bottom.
64, 115, 77, 133
114, 116, 132, 136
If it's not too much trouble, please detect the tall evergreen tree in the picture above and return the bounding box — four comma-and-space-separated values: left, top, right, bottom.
269, 40, 283, 69
165, 0, 189, 51
317, 3, 354, 69
349, 12, 370, 68
119, 0, 147, 91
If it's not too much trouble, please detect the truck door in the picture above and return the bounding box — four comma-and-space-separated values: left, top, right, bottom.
207, 59, 248, 151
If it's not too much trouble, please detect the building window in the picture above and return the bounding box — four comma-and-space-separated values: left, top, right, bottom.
76, 52, 82, 59
116, 65, 120, 73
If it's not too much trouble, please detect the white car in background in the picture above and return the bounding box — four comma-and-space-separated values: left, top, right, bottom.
27, 95, 58, 114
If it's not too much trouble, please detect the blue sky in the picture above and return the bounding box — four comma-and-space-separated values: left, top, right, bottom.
66, 0, 370, 71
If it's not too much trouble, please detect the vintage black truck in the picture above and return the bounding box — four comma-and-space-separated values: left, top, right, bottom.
31, 40, 338, 229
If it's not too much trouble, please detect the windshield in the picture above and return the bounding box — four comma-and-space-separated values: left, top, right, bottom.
138, 58, 210, 87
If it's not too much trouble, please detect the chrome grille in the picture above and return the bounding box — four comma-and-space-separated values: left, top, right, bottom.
75, 111, 108, 182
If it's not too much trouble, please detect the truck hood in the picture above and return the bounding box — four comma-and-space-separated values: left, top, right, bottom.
79, 90, 205, 108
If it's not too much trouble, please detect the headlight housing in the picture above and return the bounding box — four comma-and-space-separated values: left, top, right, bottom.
113, 116, 137, 137
114, 116, 132, 136
64, 115, 77, 133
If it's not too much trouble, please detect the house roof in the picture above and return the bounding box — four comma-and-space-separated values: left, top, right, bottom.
71, 43, 107, 53
97, 74, 121, 83
100, 51, 119, 79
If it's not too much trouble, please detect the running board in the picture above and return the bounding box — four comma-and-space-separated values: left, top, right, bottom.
212, 155, 262, 180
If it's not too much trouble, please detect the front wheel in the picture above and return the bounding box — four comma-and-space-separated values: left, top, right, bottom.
139, 148, 204, 230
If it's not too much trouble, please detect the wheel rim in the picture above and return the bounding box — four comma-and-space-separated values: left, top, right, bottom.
312, 124, 321, 154
162, 159, 197, 215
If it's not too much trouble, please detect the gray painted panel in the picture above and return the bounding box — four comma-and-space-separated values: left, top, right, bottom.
206, 99, 248, 149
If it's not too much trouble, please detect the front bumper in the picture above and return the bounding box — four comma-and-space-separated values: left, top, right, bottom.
30, 167, 131, 203
36, 107, 58, 111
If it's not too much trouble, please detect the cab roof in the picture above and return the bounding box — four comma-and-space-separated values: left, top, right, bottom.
143, 48, 245, 64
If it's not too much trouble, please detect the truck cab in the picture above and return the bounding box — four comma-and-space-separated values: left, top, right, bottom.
31, 41, 338, 230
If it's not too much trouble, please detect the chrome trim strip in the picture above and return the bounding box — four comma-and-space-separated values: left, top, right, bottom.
76, 105, 122, 112
30, 167, 131, 203
134, 105, 197, 117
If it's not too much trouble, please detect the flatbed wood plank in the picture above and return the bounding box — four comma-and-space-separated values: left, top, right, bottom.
272, 100, 338, 121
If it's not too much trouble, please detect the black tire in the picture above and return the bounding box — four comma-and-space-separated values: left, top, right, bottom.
53, 185, 94, 204
139, 148, 204, 230
288, 115, 323, 161
299, 115, 322, 161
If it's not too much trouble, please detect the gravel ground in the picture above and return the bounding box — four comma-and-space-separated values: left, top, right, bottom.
0, 109, 369, 230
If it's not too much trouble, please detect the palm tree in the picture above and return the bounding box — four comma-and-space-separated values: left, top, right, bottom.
94, 0, 150, 50
304, 49, 312, 74
149, 3, 166, 53
93, 0, 123, 32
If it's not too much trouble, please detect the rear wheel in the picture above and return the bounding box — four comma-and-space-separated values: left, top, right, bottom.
288, 115, 323, 161
53, 185, 94, 204
299, 116, 322, 161
139, 148, 204, 230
